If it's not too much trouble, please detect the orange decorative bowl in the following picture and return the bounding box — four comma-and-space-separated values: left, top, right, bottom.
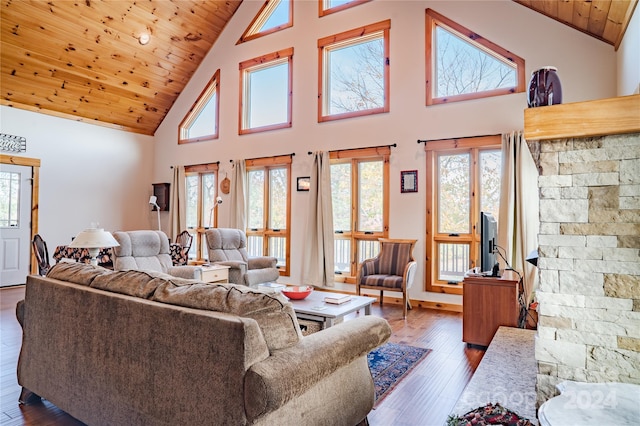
282, 286, 313, 300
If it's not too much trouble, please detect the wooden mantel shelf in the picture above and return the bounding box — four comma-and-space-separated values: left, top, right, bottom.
524, 94, 640, 141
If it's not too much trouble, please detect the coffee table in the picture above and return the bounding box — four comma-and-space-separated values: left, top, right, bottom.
288, 290, 376, 329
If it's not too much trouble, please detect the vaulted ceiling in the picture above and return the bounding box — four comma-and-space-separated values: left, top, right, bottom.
0, 1, 636, 136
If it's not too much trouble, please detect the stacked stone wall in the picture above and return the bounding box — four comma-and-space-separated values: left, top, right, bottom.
530, 133, 640, 407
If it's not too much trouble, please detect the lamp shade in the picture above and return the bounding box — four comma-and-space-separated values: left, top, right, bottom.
69, 228, 120, 249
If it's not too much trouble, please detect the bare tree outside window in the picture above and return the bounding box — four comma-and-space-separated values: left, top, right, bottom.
319, 20, 390, 121
435, 26, 516, 98
328, 37, 384, 114
425, 9, 525, 106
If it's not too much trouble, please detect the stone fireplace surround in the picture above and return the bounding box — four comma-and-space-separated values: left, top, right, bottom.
524, 95, 640, 407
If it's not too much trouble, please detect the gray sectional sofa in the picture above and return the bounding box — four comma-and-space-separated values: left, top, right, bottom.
16, 262, 391, 425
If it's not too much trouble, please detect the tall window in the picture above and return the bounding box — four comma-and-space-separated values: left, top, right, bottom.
318, 20, 390, 122
246, 155, 291, 276
238, 0, 292, 44
178, 70, 220, 144
239, 48, 293, 134
319, 0, 371, 17
425, 136, 502, 294
425, 9, 525, 106
330, 147, 390, 280
185, 163, 219, 262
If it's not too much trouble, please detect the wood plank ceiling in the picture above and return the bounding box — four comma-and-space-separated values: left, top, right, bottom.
0, 0, 637, 136
1, 0, 242, 135
514, 0, 637, 48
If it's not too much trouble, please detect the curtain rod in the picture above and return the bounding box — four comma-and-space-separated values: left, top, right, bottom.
417, 134, 500, 144
229, 152, 296, 163
307, 143, 397, 155
170, 161, 219, 168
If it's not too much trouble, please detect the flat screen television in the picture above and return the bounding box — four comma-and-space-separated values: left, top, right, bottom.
480, 211, 498, 274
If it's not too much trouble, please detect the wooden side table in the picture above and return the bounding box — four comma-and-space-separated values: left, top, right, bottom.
462, 270, 519, 347
200, 264, 230, 283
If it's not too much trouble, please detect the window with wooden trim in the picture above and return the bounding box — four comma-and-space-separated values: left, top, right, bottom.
318, 20, 390, 123
185, 163, 219, 263
425, 9, 525, 106
238, 0, 292, 44
179, 70, 220, 144
424, 136, 502, 295
239, 48, 293, 135
318, 0, 371, 17
246, 155, 291, 276
330, 146, 390, 280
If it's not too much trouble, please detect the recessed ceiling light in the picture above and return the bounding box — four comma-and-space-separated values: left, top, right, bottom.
139, 33, 150, 45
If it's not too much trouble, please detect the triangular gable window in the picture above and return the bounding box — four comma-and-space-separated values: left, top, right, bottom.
179, 70, 220, 144
426, 9, 525, 105
238, 0, 292, 44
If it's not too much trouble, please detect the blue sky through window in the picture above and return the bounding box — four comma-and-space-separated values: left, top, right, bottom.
188, 92, 217, 138
247, 61, 288, 128
260, 0, 289, 32
328, 0, 353, 8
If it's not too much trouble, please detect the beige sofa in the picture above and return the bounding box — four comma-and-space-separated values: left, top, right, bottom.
16, 262, 391, 426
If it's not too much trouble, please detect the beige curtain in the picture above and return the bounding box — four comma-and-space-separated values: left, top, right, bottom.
302, 152, 335, 287
497, 131, 539, 306
229, 160, 246, 230
169, 165, 186, 241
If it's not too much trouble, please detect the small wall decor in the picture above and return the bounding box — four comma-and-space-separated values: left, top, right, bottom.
527, 66, 562, 108
401, 170, 418, 193
220, 174, 230, 194
297, 176, 310, 191
152, 183, 170, 211
0, 133, 26, 153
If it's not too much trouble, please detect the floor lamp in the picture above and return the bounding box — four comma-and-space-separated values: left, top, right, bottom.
149, 195, 161, 232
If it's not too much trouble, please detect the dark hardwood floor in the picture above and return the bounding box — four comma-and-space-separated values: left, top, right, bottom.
0, 286, 484, 426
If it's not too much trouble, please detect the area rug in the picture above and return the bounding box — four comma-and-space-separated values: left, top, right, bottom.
446, 403, 533, 426
367, 342, 431, 406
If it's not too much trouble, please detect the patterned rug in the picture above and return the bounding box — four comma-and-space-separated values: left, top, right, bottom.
367, 342, 431, 406
446, 403, 533, 426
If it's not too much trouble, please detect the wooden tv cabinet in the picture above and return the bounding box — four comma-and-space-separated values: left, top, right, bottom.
462, 270, 519, 347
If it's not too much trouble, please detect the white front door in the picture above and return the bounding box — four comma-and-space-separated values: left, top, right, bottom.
1, 163, 33, 287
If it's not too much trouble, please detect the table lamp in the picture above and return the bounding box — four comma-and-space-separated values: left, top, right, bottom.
69, 227, 120, 266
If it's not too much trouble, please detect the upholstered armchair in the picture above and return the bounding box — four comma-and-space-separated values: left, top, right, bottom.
112, 230, 202, 280
205, 228, 280, 287
356, 238, 417, 319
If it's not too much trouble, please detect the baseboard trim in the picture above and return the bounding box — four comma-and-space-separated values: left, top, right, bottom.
377, 295, 462, 313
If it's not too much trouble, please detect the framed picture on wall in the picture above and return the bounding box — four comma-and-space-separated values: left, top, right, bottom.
400, 170, 418, 193
297, 176, 310, 191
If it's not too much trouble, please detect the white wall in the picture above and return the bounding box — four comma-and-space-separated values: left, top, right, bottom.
0, 107, 154, 250
153, 0, 617, 305
617, 5, 640, 95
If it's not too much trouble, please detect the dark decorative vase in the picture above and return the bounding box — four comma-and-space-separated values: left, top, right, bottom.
527, 66, 562, 108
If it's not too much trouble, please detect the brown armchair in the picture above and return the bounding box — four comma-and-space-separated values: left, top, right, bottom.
356, 238, 417, 319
